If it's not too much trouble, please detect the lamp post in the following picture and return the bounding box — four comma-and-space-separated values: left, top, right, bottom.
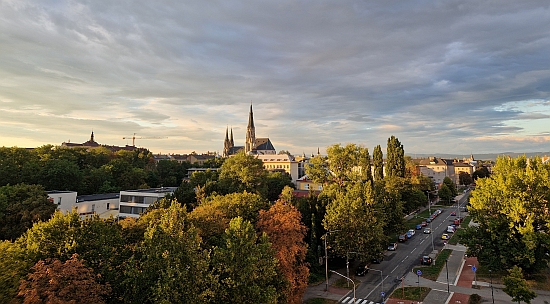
346, 251, 358, 287
368, 268, 385, 302
323, 230, 340, 292
427, 191, 434, 251
330, 270, 356, 304
489, 269, 495, 303
445, 259, 450, 293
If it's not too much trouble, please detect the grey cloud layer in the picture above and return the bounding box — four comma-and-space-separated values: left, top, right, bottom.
1, 0, 549, 154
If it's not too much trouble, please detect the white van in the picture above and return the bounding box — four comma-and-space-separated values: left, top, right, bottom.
447, 226, 456, 233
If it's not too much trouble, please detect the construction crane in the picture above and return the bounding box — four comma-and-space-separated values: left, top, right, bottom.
122, 133, 167, 146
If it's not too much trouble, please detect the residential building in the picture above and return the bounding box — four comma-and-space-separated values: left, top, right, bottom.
118, 187, 177, 219
417, 157, 455, 186
452, 160, 475, 185
256, 154, 299, 183
75, 193, 120, 219
48, 191, 77, 214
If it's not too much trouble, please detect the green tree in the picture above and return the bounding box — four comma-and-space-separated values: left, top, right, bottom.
461, 156, 550, 273
125, 202, 213, 304
211, 217, 282, 303
438, 183, 453, 205
472, 166, 490, 180
442, 176, 458, 197
503, 266, 537, 304
40, 159, 83, 191
265, 171, 294, 202
0, 183, 57, 241
218, 152, 268, 196
385, 136, 405, 178
373, 144, 384, 181
459, 171, 473, 185
0, 240, 31, 303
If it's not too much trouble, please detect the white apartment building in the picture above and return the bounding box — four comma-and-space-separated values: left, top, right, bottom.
118, 187, 177, 219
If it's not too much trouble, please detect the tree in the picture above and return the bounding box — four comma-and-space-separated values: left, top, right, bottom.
472, 166, 490, 180
459, 171, 473, 185
40, 159, 83, 191
257, 200, 309, 304
218, 151, 268, 196
461, 156, 550, 273
125, 202, 213, 304
385, 136, 405, 178
17, 254, 111, 304
438, 183, 453, 205
265, 171, 294, 202
211, 217, 283, 303
0, 183, 57, 241
503, 266, 536, 304
442, 176, 458, 197
373, 145, 384, 181
0, 240, 31, 303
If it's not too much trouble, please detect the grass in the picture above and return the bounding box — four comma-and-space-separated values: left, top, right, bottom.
413, 249, 452, 281
390, 286, 431, 301
332, 277, 360, 289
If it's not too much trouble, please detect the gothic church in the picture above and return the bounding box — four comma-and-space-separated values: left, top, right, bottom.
223, 104, 276, 157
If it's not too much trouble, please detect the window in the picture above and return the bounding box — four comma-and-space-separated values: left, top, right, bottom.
120, 205, 132, 214
91, 204, 95, 213
57, 197, 62, 205
304, 184, 310, 190
107, 203, 110, 210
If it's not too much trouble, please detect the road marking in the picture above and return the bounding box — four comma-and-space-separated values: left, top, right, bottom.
420, 239, 425, 244
401, 255, 408, 263
391, 265, 399, 273
411, 247, 417, 253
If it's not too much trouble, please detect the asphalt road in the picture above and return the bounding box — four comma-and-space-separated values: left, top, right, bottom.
353, 191, 470, 303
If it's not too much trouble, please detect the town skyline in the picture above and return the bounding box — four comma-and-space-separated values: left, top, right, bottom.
1, 1, 549, 155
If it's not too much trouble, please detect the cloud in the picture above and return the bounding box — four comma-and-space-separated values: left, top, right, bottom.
1, 0, 550, 154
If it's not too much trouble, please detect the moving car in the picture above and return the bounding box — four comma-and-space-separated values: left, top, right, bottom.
450, 211, 456, 216
388, 243, 397, 251
423, 228, 431, 234
355, 264, 369, 276
441, 233, 450, 240
420, 256, 433, 265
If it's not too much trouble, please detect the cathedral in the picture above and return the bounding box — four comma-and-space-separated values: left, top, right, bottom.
223, 104, 276, 157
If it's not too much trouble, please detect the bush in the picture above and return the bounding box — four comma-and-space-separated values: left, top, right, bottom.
468, 293, 482, 304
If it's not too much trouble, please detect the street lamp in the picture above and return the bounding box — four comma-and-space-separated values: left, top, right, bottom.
323, 230, 340, 292
330, 270, 356, 304
368, 268, 385, 302
346, 251, 358, 287
427, 191, 434, 251
489, 269, 495, 303
445, 259, 450, 293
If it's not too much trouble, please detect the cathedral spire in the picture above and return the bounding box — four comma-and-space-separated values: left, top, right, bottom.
90, 131, 95, 142
230, 127, 234, 147
246, 103, 256, 153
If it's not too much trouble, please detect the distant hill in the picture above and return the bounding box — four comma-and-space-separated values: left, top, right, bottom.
407, 152, 550, 162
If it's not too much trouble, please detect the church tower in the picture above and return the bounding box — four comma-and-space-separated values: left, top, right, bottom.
223, 127, 230, 157
245, 104, 256, 153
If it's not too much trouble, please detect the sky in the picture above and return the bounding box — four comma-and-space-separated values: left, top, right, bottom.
1, 0, 550, 156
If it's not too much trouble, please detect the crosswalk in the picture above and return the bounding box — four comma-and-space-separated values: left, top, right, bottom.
340, 297, 382, 304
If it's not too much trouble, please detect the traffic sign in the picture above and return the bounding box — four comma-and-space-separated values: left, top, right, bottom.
417, 270, 422, 276
472, 266, 477, 272
381, 291, 385, 297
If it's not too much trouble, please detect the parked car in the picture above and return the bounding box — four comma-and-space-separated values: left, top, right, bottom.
441, 233, 450, 240
421, 221, 427, 227
453, 219, 461, 225
421, 256, 433, 265
388, 243, 397, 251
423, 228, 432, 234
372, 255, 384, 263
355, 264, 369, 276
426, 218, 432, 223
408, 229, 416, 237
416, 224, 422, 230
398, 234, 407, 242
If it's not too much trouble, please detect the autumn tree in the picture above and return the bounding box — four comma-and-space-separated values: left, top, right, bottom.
373, 144, 384, 182
503, 266, 537, 304
17, 254, 111, 304
461, 156, 550, 273
0, 183, 57, 241
211, 217, 283, 303
257, 200, 309, 304
385, 136, 405, 178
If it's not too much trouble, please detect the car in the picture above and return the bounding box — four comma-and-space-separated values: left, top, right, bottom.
437, 209, 443, 214
426, 218, 432, 223
408, 229, 416, 237
447, 226, 456, 233
441, 233, 450, 240
416, 224, 422, 230
387, 243, 397, 251
423, 228, 431, 234
421, 221, 427, 227
420, 256, 433, 265
398, 234, 407, 242
355, 264, 369, 276
450, 211, 456, 216
453, 219, 460, 225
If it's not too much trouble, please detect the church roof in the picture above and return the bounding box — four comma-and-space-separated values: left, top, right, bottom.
254, 138, 275, 151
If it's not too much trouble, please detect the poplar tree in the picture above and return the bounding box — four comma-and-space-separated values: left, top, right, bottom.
373, 145, 384, 181
385, 136, 405, 178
